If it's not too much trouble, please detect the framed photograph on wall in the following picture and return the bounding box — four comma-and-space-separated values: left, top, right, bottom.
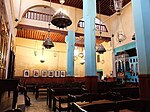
54, 70, 61, 77
60, 70, 66, 77
48, 70, 54, 77
41, 70, 48, 77
33, 69, 40, 77
23, 69, 30, 77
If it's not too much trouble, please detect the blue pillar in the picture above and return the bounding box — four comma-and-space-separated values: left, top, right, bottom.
83, 0, 97, 76
132, 0, 150, 101
65, 30, 76, 77
83, 0, 97, 93
132, 0, 150, 74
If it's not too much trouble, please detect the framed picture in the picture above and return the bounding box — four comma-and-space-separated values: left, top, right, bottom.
33, 69, 40, 77
23, 69, 30, 77
61, 70, 66, 77
54, 70, 61, 77
41, 70, 48, 77
48, 70, 54, 77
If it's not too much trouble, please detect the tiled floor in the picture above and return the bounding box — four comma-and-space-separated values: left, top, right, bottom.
25, 92, 52, 112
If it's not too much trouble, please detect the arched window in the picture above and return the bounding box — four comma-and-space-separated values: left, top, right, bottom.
78, 18, 108, 32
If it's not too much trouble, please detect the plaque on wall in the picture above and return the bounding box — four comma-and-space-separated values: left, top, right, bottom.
48, 70, 54, 77
23, 69, 30, 77
41, 70, 48, 77
33, 69, 40, 77
54, 70, 60, 77
60, 71, 66, 77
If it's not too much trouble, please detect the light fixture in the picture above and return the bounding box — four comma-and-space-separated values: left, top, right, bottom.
96, 0, 106, 54
113, 0, 123, 12
96, 44, 106, 54
40, 47, 45, 63
78, 47, 85, 58
51, 0, 72, 28
132, 33, 135, 40
43, 0, 54, 49
80, 59, 85, 65
109, 0, 123, 15
116, 31, 126, 43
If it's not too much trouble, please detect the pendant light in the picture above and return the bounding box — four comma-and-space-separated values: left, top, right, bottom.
40, 47, 45, 63
43, 0, 54, 49
96, 0, 106, 54
113, 0, 123, 12
51, 0, 72, 28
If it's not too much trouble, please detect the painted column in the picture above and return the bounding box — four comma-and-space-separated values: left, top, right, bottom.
83, 0, 97, 93
132, 0, 150, 102
65, 30, 76, 77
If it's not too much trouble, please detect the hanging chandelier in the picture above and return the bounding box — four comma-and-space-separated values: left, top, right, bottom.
110, 0, 123, 13
96, 44, 106, 54
113, 0, 123, 12
51, 0, 72, 28
43, 0, 54, 49
96, 0, 106, 54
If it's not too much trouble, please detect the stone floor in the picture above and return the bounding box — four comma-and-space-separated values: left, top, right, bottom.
25, 92, 52, 112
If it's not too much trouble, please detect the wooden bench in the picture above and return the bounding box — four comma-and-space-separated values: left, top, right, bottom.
72, 99, 146, 112
111, 87, 139, 99
48, 87, 88, 110
35, 84, 49, 100
53, 93, 99, 112
72, 99, 116, 112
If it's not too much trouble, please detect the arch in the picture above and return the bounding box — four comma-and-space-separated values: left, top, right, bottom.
21, 5, 56, 19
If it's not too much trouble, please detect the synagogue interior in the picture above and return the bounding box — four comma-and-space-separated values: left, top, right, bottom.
0, 0, 150, 112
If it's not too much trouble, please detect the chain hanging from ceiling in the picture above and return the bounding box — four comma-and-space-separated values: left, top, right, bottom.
96, 0, 106, 54
43, 0, 54, 49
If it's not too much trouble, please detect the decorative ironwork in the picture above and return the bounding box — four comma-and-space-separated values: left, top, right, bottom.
51, 12, 72, 28
51, 0, 72, 28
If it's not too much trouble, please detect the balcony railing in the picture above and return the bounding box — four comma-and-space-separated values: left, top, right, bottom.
24, 10, 53, 22
78, 20, 108, 32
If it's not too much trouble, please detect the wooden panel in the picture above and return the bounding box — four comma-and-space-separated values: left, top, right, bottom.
138, 74, 150, 100
14, 76, 86, 85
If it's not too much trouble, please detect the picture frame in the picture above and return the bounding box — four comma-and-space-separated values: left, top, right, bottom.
54, 70, 61, 77
48, 70, 54, 77
23, 69, 30, 77
60, 70, 66, 77
41, 70, 48, 77
33, 69, 40, 77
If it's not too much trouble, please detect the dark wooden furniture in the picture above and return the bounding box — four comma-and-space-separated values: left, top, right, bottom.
0, 79, 19, 111
49, 87, 88, 110
25, 83, 36, 94
72, 99, 146, 112
111, 87, 139, 99
35, 84, 49, 100
14, 76, 85, 86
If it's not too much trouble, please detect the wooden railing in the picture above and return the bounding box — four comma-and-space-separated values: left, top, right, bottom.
78, 20, 108, 32
24, 10, 53, 22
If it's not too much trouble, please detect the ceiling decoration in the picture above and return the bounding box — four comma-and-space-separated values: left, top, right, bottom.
43, 0, 131, 16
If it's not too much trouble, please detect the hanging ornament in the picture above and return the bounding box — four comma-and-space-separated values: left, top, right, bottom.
51, 0, 72, 28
